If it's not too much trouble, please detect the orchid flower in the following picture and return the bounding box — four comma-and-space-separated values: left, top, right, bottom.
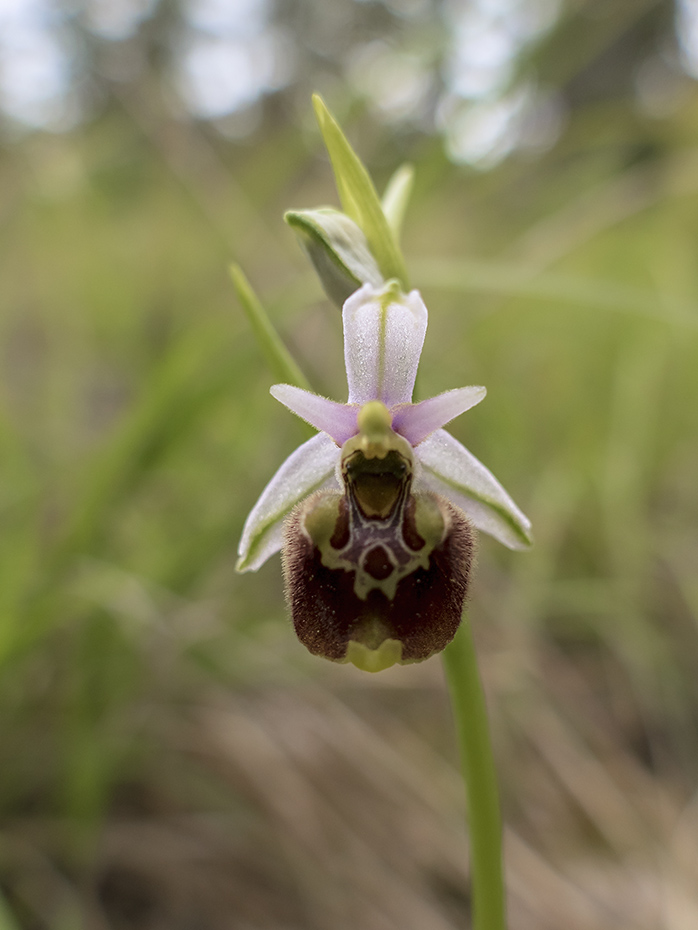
237, 280, 531, 671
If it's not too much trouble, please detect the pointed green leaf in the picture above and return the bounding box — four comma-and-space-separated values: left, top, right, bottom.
230, 264, 311, 390
381, 163, 414, 243
285, 207, 383, 307
312, 94, 409, 289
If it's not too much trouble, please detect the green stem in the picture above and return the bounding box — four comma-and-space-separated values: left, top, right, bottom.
442, 618, 507, 930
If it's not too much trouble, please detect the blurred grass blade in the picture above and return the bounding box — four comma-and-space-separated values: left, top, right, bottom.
0, 518, 41, 666
312, 94, 409, 289
381, 163, 414, 243
0, 891, 20, 930
414, 257, 698, 327
230, 264, 311, 389
12, 323, 248, 662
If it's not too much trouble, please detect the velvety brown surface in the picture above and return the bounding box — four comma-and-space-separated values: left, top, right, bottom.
283, 494, 474, 661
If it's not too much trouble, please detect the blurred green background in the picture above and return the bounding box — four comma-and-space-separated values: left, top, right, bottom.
1, 0, 698, 927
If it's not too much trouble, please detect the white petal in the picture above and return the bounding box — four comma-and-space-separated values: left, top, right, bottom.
343, 283, 428, 406
237, 433, 340, 572
415, 429, 532, 550
392, 386, 487, 446
270, 384, 358, 445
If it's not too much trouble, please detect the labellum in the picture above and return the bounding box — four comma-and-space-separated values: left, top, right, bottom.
283, 402, 474, 671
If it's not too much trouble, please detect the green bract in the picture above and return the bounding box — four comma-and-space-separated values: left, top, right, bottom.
285, 209, 382, 307
312, 95, 408, 288
285, 95, 413, 306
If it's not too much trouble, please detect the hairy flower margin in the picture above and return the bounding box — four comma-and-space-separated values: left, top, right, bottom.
237, 281, 531, 672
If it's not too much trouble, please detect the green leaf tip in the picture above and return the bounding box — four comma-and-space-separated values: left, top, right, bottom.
311, 94, 409, 291
229, 263, 311, 391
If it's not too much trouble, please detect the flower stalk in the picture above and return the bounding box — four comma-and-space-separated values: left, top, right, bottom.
443, 621, 507, 930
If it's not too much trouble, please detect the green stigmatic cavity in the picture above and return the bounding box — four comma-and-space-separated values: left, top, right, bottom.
282, 405, 475, 671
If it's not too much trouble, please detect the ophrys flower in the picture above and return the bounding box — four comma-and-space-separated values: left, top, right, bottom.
237, 281, 531, 671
